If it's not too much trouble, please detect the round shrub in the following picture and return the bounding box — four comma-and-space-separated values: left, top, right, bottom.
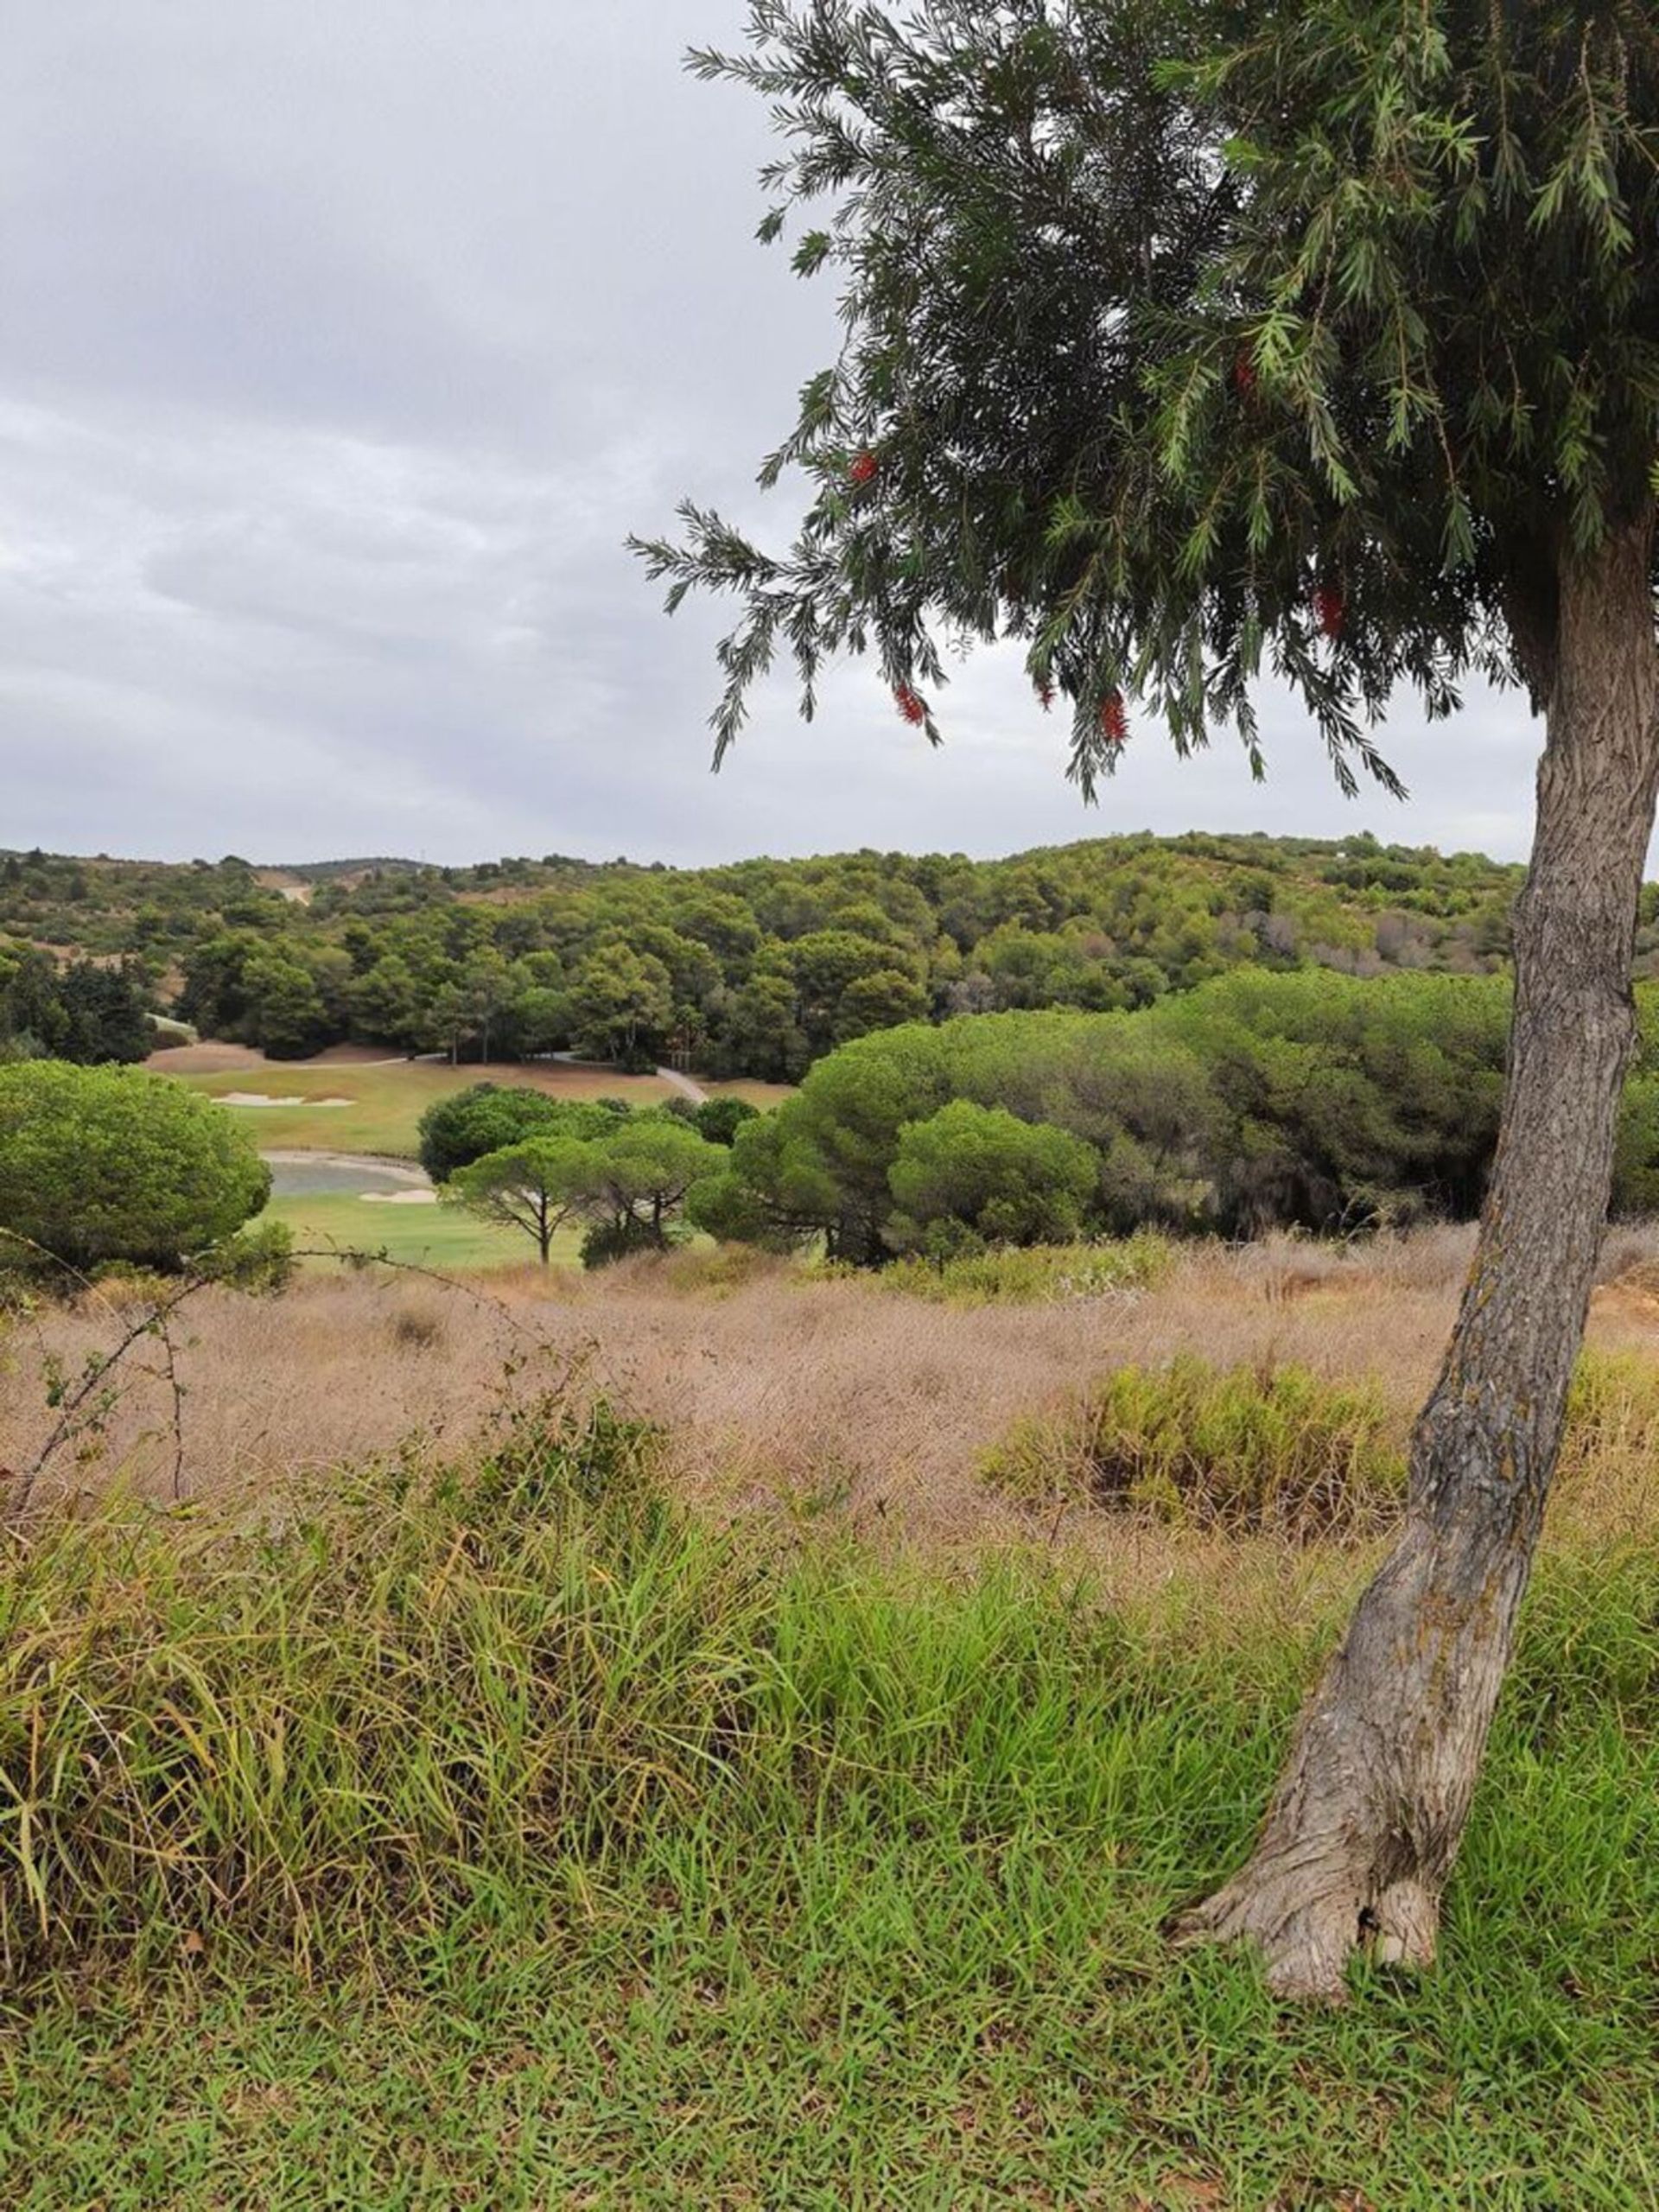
0, 1060, 270, 1273
887, 1099, 1098, 1251
693, 1095, 761, 1147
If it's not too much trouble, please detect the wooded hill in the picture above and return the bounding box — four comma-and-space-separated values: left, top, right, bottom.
0, 828, 1637, 1077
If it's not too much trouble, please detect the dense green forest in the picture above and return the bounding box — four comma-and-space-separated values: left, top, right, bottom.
11, 823, 1648, 1249
398, 970, 1659, 1256
0, 936, 154, 1066
6, 834, 1659, 1164
689, 972, 1659, 1255
0, 829, 1589, 1074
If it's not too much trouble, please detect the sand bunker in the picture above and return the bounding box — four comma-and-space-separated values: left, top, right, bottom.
221, 1092, 353, 1108
360, 1189, 439, 1205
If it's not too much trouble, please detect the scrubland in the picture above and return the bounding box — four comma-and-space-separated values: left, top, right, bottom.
3, 1232, 1659, 2206
11, 1226, 1659, 1567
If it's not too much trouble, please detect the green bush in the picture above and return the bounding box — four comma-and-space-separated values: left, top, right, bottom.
886, 1099, 1099, 1251
580, 1216, 669, 1269
0, 1060, 270, 1274
416, 1083, 626, 1183
982, 1356, 1405, 1539
980, 1346, 1659, 1537
198, 1215, 297, 1294
693, 1094, 761, 1147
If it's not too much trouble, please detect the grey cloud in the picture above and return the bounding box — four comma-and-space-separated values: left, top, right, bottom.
3, 0, 1548, 870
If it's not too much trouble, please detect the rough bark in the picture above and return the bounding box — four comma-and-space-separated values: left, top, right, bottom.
1176, 516, 1659, 1999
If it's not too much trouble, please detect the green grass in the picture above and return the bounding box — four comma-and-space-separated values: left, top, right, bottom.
865, 1232, 1176, 1306
262, 1190, 575, 1272
3, 1404, 1658, 2206
175, 1061, 677, 1159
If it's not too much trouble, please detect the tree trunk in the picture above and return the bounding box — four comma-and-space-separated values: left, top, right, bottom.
1177, 518, 1659, 1999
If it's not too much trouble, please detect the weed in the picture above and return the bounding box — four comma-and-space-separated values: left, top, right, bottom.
982, 1355, 1405, 1540
813, 1232, 1175, 1306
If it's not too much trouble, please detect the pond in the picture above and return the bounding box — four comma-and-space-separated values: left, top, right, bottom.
263, 1154, 429, 1199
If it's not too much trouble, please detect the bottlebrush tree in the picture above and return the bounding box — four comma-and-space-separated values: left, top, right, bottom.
632, 1, 1659, 1999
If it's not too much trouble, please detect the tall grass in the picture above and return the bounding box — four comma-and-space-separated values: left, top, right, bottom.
4, 1400, 1659, 2202
0, 1399, 728, 1980
2, 1389, 1655, 1986
981, 1345, 1659, 1546
1, 1385, 1251, 1986
810, 1232, 1175, 1306
981, 1356, 1405, 1540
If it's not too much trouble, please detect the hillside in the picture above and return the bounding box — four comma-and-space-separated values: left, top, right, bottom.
1, 828, 1633, 1078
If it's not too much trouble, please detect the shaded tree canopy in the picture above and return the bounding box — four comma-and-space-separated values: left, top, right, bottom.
0, 941, 152, 1066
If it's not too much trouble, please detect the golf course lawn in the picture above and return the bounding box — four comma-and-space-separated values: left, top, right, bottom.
178, 1059, 678, 1158
264, 1190, 578, 1272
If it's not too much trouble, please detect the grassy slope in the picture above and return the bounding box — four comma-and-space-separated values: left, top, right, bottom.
178, 1061, 680, 1159
2, 1417, 1656, 2209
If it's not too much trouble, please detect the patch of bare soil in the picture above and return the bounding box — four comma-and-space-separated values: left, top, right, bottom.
1591, 1273, 1659, 1329
144, 1042, 268, 1074
143, 1042, 422, 1074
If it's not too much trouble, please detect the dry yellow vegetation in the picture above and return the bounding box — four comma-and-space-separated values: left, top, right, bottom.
10, 1229, 1659, 1618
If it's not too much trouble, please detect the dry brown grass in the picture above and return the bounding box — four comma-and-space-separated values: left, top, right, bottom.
143, 1040, 271, 1074
6, 1230, 1657, 1612
144, 1041, 432, 1074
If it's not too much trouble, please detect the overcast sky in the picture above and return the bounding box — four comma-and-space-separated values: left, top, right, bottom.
3, 1, 1548, 869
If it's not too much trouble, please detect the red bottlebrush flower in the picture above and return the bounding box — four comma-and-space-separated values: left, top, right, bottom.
849, 450, 879, 486
894, 684, 926, 726
1100, 690, 1128, 746
1232, 353, 1257, 397
1036, 679, 1055, 712
1313, 582, 1346, 639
